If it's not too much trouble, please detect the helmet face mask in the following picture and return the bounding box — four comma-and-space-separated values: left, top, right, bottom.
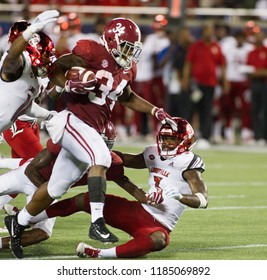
101, 18, 142, 70
101, 121, 116, 150
157, 117, 195, 158
26, 32, 56, 77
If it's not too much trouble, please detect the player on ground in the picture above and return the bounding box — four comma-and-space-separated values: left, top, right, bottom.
30, 117, 208, 258
4, 17, 177, 250
0, 10, 59, 134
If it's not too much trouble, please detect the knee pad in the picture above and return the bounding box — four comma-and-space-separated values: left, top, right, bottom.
47, 179, 70, 199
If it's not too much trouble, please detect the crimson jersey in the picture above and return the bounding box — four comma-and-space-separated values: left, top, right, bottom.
66, 40, 137, 133
38, 139, 123, 183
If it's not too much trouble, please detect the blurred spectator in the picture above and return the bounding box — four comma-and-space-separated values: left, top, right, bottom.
245, 20, 261, 44
220, 31, 254, 145
126, 26, 156, 141
148, 14, 171, 131
182, 24, 229, 148
166, 26, 194, 120
246, 30, 267, 145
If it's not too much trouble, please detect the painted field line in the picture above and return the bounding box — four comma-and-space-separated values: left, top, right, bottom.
187, 205, 267, 211
169, 244, 267, 253
209, 181, 267, 186
6, 244, 267, 260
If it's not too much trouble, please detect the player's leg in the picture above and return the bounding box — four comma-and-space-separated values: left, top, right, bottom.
77, 194, 170, 258
4, 148, 86, 258
62, 114, 115, 243
0, 228, 49, 249
3, 120, 43, 161
77, 229, 169, 258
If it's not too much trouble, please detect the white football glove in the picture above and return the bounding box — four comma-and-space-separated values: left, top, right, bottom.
164, 185, 183, 201
22, 10, 59, 41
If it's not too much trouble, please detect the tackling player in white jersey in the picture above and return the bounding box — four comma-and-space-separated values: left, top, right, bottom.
0, 10, 59, 133
34, 117, 207, 258
78, 117, 207, 258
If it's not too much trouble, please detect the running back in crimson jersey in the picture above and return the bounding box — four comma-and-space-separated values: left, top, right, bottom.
66, 39, 137, 133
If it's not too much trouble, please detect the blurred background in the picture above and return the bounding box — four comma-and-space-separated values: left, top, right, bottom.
2, 0, 267, 148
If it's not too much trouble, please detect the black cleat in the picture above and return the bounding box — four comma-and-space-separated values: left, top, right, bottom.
89, 217, 119, 244
4, 214, 26, 259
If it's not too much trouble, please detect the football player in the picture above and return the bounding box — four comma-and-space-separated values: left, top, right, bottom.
5, 16, 178, 251
0, 10, 59, 134
0, 122, 124, 254
31, 118, 208, 258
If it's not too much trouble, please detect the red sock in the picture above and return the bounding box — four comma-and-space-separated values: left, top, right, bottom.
46, 197, 79, 218
116, 236, 155, 258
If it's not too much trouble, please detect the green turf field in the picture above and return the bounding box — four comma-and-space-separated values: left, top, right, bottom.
0, 141, 267, 260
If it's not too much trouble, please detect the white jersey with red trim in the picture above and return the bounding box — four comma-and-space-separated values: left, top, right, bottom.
141, 144, 205, 231
0, 51, 39, 133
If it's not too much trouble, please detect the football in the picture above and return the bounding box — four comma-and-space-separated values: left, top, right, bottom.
65, 66, 96, 84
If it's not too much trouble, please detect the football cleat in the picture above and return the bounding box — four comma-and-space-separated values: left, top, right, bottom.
89, 217, 119, 243
4, 214, 26, 259
76, 242, 101, 258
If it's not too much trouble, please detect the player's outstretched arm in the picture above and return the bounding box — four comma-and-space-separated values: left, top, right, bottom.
112, 150, 146, 169
165, 169, 208, 209
114, 175, 147, 203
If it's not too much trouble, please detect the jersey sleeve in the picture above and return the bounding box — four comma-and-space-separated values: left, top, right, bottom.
186, 154, 205, 173
46, 138, 61, 157
72, 40, 93, 62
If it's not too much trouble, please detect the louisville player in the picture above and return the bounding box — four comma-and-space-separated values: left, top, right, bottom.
30, 118, 208, 259
5, 17, 178, 251
0, 122, 124, 255
0, 11, 59, 134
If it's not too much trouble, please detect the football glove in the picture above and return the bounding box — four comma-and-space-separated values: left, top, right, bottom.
64, 79, 96, 94
146, 189, 164, 205
22, 10, 59, 41
152, 107, 177, 131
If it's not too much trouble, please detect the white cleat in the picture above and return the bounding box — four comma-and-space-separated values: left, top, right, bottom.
76, 242, 100, 258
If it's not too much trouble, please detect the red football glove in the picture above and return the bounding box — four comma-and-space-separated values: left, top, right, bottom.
152, 107, 177, 131
64, 79, 96, 94
146, 189, 164, 205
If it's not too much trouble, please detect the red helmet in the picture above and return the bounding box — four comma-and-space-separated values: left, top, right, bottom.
157, 117, 195, 158
101, 121, 116, 150
100, 18, 142, 70
26, 32, 56, 77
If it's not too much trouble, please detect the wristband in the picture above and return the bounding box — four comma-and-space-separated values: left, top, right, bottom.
151, 106, 158, 116
176, 193, 183, 201
22, 27, 33, 41
55, 86, 64, 93
195, 192, 208, 208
